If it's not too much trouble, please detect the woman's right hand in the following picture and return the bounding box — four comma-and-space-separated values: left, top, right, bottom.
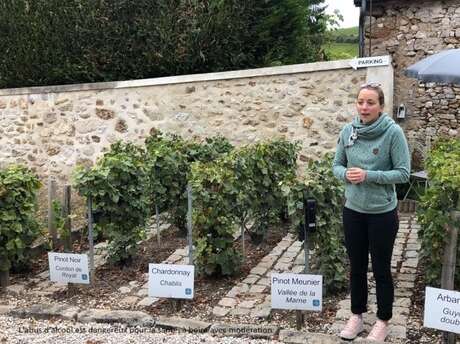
346, 167, 367, 184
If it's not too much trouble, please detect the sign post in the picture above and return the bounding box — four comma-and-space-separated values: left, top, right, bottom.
87, 196, 95, 284
424, 287, 460, 336
48, 252, 90, 284
148, 264, 195, 299
349, 55, 391, 70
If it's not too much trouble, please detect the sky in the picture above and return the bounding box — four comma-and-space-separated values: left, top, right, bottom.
324, 0, 360, 28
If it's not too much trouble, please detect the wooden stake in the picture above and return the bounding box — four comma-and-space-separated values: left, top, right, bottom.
48, 178, 57, 248
441, 210, 460, 344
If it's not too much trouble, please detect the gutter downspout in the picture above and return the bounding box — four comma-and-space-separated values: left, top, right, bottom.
359, 0, 367, 57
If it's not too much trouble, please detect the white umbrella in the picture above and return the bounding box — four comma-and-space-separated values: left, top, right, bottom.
405, 49, 460, 84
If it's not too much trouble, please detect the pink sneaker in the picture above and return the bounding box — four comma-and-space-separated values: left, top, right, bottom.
339, 314, 364, 340
367, 319, 389, 342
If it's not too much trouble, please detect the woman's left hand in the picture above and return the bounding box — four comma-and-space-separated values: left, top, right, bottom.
346, 167, 367, 184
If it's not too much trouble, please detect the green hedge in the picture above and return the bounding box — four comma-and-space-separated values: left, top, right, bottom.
0, 0, 329, 88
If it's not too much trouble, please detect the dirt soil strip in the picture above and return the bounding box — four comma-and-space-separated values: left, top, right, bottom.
145, 227, 287, 320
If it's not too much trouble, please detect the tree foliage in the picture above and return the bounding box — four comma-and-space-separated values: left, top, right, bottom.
0, 0, 330, 88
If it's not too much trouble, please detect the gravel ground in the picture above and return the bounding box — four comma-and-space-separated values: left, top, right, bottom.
0, 315, 283, 344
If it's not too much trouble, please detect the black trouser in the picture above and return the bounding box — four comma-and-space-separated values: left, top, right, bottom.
343, 206, 399, 321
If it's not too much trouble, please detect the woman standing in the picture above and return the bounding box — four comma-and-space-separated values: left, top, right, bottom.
332, 83, 410, 342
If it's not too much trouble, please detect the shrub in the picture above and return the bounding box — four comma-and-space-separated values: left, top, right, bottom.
74, 142, 151, 264
190, 158, 241, 276
417, 138, 460, 286
0, 165, 41, 273
0, 0, 330, 88
284, 154, 347, 293
233, 139, 300, 243
145, 132, 233, 234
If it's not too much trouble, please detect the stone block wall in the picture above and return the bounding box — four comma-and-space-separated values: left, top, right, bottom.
0, 60, 384, 182
363, 0, 460, 144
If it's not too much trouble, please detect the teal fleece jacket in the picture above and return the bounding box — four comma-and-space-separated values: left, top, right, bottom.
332, 113, 410, 214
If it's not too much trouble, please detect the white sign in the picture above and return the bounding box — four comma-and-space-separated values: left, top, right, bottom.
148, 264, 194, 299
271, 273, 322, 311
349, 55, 390, 70
48, 252, 90, 284
424, 286, 460, 334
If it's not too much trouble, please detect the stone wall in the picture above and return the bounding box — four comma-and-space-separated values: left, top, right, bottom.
363, 0, 460, 144
0, 60, 394, 182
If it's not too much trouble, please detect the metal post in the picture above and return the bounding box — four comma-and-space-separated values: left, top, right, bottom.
62, 185, 72, 252
241, 225, 245, 263
88, 196, 95, 284
155, 204, 161, 246
296, 223, 309, 330
48, 177, 57, 248
187, 184, 193, 265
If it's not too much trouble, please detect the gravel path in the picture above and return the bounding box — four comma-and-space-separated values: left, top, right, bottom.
0, 315, 283, 344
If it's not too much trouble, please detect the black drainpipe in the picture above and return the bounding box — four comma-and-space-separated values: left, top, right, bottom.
359, 0, 367, 57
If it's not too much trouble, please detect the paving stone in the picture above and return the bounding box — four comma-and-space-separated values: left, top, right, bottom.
405, 250, 418, 258
218, 297, 236, 308
11, 303, 80, 321
282, 251, 298, 258
279, 257, 293, 264
137, 297, 158, 307
389, 324, 407, 338
279, 330, 342, 344
402, 258, 419, 268
393, 306, 409, 316
394, 297, 411, 308
226, 286, 240, 297
256, 277, 270, 287
291, 265, 304, 274
277, 240, 292, 248
250, 307, 272, 319
238, 283, 250, 293
391, 314, 408, 327
136, 288, 148, 297
363, 313, 377, 326
257, 262, 274, 270
121, 296, 140, 306
335, 308, 349, 320
156, 316, 211, 332
397, 281, 414, 289
395, 289, 413, 298
0, 305, 13, 315
166, 254, 182, 263
78, 309, 155, 326
250, 266, 268, 276
242, 275, 259, 284
273, 263, 291, 271
231, 307, 251, 316
249, 285, 267, 294
239, 300, 256, 309
400, 267, 417, 274
210, 323, 278, 339
6, 284, 26, 295
128, 281, 140, 288
261, 255, 278, 263
212, 306, 231, 317
118, 286, 131, 294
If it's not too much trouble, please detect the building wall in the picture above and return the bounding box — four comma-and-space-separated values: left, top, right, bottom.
363, 0, 460, 144
0, 61, 392, 182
